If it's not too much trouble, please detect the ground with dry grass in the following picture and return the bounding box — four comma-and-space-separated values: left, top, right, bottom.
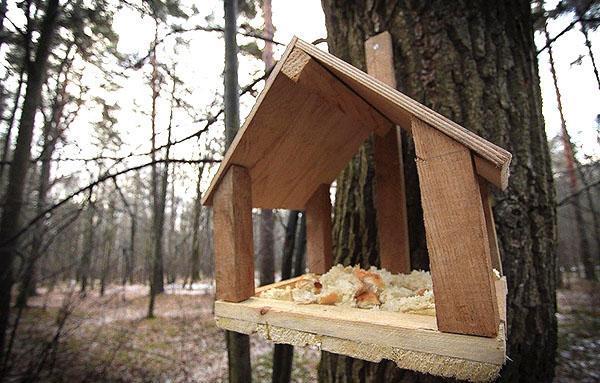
2, 279, 598, 382
555, 279, 599, 383
3, 282, 318, 382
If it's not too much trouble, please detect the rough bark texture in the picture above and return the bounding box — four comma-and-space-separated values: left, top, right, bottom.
258, 0, 276, 289
544, 23, 595, 281
190, 165, 205, 283
318, 1, 557, 382
0, 0, 60, 361
258, 209, 275, 286
223, 0, 251, 380
272, 210, 299, 383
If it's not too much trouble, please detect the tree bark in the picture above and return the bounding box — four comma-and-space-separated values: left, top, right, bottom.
148, 68, 174, 318
80, 193, 95, 293
318, 1, 557, 382
223, 0, 251, 380
223, 0, 240, 149
258, 209, 275, 286
0, 0, 60, 361
16, 46, 74, 307
544, 23, 595, 281
258, 0, 275, 288
293, 214, 306, 277
272, 211, 299, 383
190, 164, 205, 283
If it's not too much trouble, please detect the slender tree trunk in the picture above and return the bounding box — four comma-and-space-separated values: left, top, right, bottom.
167, 163, 177, 283
15, 120, 54, 307
148, 65, 174, 318
577, 168, 600, 264
0, 67, 25, 188
16, 48, 73, 306
272, 210, 299, 383
544, 24, 595, 281
293, 214, 306, 277
258, 209, 275, 285
318, 1, 557, 382
223, 0, 251, 380
258, 0, 275, 288
80, 195, 95, 294
129, 173, 140, 285
224, 0, 239, 148
148, 21, 164, 319
100, 198, 116, 297
190, 164, 205, 283
0, 0, 60, 360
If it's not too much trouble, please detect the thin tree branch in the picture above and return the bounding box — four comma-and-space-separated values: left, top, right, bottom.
0, 158, 219, 247
130, 25, 283, 68
557, 179, 600, 206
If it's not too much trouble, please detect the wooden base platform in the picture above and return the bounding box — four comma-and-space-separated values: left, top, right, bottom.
214, 275, 507, 383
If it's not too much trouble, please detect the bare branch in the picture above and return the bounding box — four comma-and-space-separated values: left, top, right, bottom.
0, 158, 219, 247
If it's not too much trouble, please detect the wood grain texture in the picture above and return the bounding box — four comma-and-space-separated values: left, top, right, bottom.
412, 118, 499, 337
215, 296, 505, 365
366, 32, 410, 274
305, 184, 333, 274
203, 44, 385, 209
203, 36, 511, 209
214, 276, 507, 378
217, 316, 503, 382
213, 165, 255, 302
478, 177, 502, 274
295, 38, 511, 190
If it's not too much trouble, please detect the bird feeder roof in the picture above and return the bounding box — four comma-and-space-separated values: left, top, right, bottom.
202, 37, 511, 209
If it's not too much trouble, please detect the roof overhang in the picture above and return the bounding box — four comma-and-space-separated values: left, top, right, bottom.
202, 37, 511, 209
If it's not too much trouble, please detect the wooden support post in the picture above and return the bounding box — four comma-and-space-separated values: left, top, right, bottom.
478, 178, 503, 274
305, 184, 333, 274
365, 31, 411, 274
213, 165, 255, 302
412, 118, 499, 338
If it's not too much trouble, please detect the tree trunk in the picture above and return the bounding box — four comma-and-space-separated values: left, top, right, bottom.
148, 20, 164, 319
0, 0, 60, 360
80, 195, 95, 294
258, 209, 275, 286
544, 23, 595, 281
272, 210, 299, 383
293, 214, 306, 276
318, 1, 557, 382
258, 0, 275, 288
190, 164, 205, 283
16, 47, 73, 306
223, 0, 252, 380
100, 197, 116, 297
224, 0, 240, 149
0, 67, 24, 188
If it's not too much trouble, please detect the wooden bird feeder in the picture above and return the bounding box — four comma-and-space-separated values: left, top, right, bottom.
202, 32, 511, 382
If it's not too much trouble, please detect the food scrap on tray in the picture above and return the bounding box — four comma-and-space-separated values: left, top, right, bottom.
259, 264, 436, 315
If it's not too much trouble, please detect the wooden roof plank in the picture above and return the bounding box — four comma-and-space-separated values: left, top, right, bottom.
202, 37, 301, 206
203, 37, 512, 207
295, 39, 511, 190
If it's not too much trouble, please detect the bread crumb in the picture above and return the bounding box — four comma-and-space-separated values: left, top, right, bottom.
259, 264, 436, 315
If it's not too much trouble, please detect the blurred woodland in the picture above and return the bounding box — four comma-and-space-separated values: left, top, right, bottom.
0, 0, 598, 382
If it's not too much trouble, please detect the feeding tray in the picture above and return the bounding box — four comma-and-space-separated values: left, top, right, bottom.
216, 275, 507, 382
202, 32, 512, 382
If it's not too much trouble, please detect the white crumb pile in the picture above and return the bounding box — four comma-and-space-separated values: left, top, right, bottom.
259, 264, 436, 315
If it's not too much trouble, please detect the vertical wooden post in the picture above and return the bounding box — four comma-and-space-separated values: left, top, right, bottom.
213, 165, 255, 302
478, 178, 503, 274
365, 31, 411, 274
305, 184, 333, 274
412, 118, 499, 338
